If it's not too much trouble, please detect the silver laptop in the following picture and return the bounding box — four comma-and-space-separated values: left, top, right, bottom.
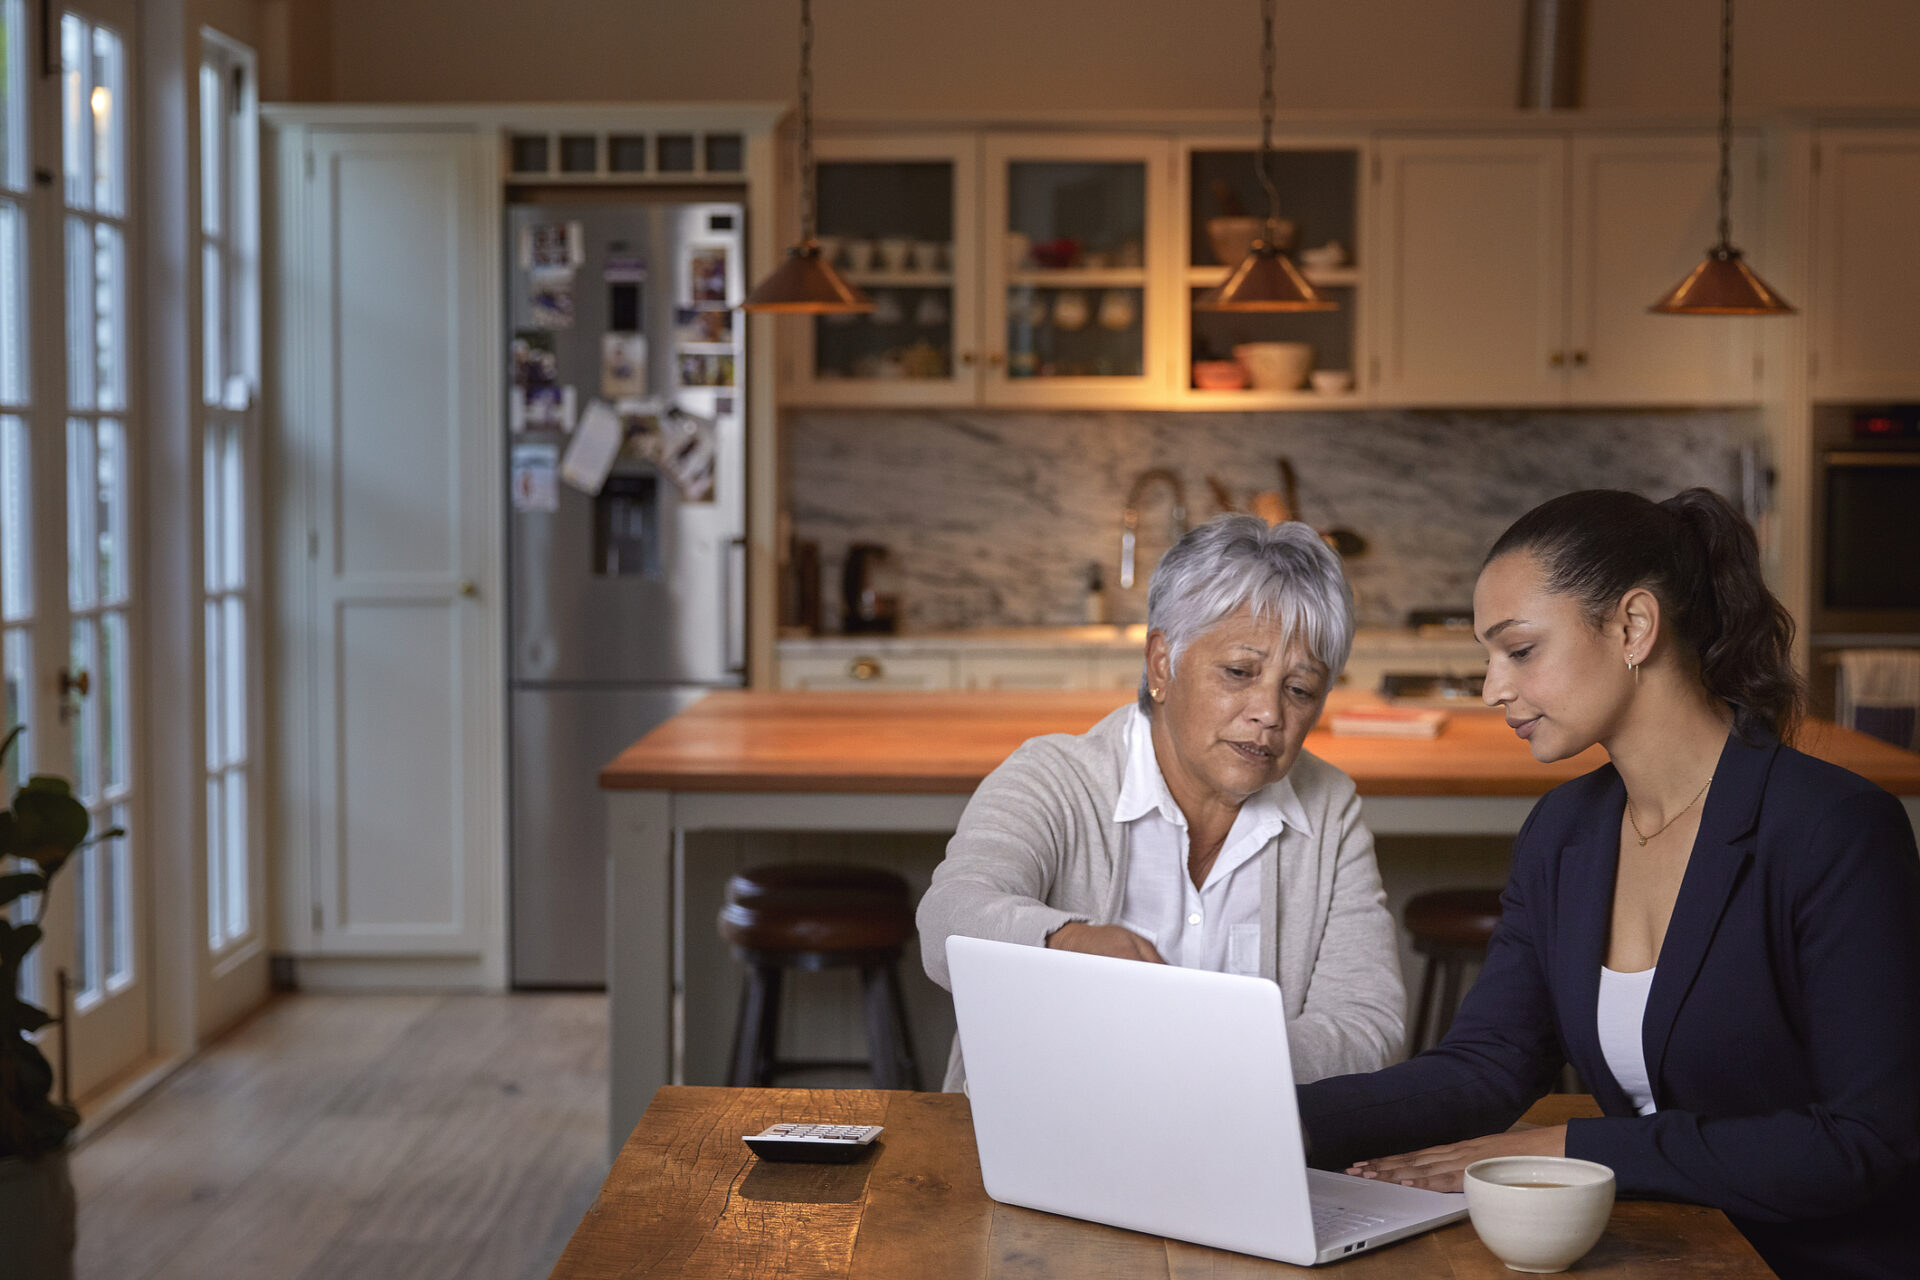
946, 935, 1467, 1266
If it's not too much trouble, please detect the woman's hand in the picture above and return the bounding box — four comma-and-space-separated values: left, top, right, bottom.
1046, 922, 1165, 963
1345, 1125, 1567, 1193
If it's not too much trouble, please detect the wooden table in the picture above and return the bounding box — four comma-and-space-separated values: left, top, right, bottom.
597, 690, 1920, 1156
549, 1087, 1773, 1278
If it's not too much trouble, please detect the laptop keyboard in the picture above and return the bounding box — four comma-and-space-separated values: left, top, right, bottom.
1312, 1203, 1389, 1239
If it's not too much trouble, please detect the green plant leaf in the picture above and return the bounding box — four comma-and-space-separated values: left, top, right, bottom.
0, 921, 40, 967
9, 777, 90, 873
0, 870, 44, 908
0, 725, 22, 771
11, 998, 50, 1033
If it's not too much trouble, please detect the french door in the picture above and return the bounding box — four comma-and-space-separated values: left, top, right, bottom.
0, 0, 148, 1101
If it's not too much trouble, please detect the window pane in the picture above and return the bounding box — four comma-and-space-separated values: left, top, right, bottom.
74, 829, 97, 1001
223, 769, 247, 940
0, 201, 24, 404
2, 628, 28, 781
95, 417, 124, 601
223, 596, 245, 761
0, 1, 25, 193
203, 597, 221, 768
202, 424, 221, 589
68, 616, 95, 799
105, 802, 130, 987
60, 15, 86, 210
99, 608, 125, 792
88, 26, 124, 216
198, 61, 221, 237
64, 217, 92, 409
0, 414, 27, 620
201, 242, 222, 404
206, 775, 224, 947
64, 418, 94, 609
92, 223, 123, 410
221, 423, 244, 588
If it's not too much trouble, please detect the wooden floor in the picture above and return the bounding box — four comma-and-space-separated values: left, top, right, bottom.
71, 993, 608, 1280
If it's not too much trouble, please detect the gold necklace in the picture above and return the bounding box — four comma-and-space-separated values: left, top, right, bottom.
1625, 775, 1714, 847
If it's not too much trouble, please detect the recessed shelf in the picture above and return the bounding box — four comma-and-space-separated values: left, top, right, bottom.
1007, 268, 1147, 287
841, 271, 955, 287
1186, 265, 1359, 288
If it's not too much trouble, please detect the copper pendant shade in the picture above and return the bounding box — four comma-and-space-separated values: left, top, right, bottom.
1650, 0, 1794, 317
740, 0, 873, 315
1196, 238, 1338, 312
1197, 0, 1336, 314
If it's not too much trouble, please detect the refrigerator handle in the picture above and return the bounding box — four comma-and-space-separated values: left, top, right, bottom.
725, 536, 747, 675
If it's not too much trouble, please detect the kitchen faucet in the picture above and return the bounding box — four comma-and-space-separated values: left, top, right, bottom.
1119, 468, 1188, 590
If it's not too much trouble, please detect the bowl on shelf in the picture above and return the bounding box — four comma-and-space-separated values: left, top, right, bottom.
1206, 215, 1295, 266
1193, 359, 1249, 391
1309, 369, 1354, 394
1233, 341, 1313, 391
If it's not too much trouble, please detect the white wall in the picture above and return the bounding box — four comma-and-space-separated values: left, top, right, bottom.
277, 0, 1920, 114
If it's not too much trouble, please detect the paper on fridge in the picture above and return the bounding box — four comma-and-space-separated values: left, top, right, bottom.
559, 399, 625, 495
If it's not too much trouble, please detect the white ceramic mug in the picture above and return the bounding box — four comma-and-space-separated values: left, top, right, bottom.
1097, 289, 1137, 330
1051, 290, 1090, 331
1464, 1156, 1615, 1274
879, 237, 915, 273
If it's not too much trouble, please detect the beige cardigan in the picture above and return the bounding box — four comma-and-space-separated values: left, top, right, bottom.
917, 705, 1406, 1091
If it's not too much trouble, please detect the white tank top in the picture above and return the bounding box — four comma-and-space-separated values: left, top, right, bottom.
1597, 966, 1658, 1116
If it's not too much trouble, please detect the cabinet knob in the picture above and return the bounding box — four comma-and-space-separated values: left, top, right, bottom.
1571, 350, 1588, 367
959, 351, 976, 366
848, 656, 883, 681
1548, 351, 1566, 368
987, 352, 1005, 368
458, 579, 478, 597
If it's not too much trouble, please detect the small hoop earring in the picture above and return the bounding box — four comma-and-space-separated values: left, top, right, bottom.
1627, 654, 1639, 683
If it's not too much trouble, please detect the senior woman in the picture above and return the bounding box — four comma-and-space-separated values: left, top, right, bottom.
918, 514, 1405, 1091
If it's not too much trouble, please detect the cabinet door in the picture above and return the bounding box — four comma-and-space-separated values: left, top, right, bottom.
1370, 137, 1567, 405
957, 651, 1090, 690
981, 134, 1174, 407
1567, 134, 1762, 405
1811, 130, 1920, 400
783, 134, 981, 406
295, 127, 501, 961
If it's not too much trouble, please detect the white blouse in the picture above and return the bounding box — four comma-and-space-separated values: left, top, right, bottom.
1596, 966, 1659, 1116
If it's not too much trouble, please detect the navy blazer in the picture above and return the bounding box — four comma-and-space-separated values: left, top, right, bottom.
1298, 732, 1920, 1280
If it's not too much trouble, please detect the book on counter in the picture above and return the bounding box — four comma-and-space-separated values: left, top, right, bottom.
1328, 706, 1449, 738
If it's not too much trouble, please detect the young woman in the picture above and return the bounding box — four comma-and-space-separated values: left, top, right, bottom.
1298, 488, 1920, 1280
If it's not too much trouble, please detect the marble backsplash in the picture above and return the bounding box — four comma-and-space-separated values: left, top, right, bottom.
786, 408, 1753, 631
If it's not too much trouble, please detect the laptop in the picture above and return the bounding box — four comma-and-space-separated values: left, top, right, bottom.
946, 935, 1467, 1266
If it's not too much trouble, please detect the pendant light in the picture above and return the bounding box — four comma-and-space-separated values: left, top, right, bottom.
739, 0, 873, 314
1195, 0, 1335, 313
1649, 0, 1794, 316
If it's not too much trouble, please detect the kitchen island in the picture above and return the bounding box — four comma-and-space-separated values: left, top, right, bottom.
598, 689, 1920, 1155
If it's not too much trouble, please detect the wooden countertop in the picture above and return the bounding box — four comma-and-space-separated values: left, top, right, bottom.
549, 1087, 1770, 1278
599, 690, 1920, 797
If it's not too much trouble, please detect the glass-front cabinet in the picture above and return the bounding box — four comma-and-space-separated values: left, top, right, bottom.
784, 134, 980, 406
981, 135, 1170, 407
1175, 137, 1366, 407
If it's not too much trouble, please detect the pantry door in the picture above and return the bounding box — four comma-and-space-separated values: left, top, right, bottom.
0, 0, 151, 1102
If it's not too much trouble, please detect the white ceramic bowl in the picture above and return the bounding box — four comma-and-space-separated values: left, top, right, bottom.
1310, 369, 1354, 394
1464, 1156, 1615, 1274
1233, 341, 1313, 391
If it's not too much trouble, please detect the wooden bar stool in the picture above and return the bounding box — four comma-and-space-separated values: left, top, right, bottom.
717, 863, 923, 1090
1403, 888, 1504, 1053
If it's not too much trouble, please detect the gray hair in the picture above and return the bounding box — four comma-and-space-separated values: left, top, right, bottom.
1137, 514, 1356, 714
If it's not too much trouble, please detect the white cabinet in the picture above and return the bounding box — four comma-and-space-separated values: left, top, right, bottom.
1370, 133, 1762, 406
783, 133, 1175, 408
957, 652, 1090, 690
1811, 130, 1920, 400
271, 123, 504, 983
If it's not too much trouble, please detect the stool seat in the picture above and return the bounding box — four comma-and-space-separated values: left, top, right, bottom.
718, 863, 922, 1091
719, 863, 915, 954
1404, 888, 1504, 952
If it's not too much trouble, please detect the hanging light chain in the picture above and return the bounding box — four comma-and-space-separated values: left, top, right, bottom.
1714, 0, 1733, 252
1257, 0, 1281, 231
798, 0, 818, 245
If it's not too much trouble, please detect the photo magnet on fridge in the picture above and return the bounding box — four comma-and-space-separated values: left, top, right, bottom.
673, 306, 734, 346
509, 443, 561, 513
529, 274, 576, 329
685, 244, 731, 306
519, 220, 585, 272
602, 332, 648, 398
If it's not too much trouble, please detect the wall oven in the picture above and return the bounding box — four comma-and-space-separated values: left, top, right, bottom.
1814, 447, 1920, 634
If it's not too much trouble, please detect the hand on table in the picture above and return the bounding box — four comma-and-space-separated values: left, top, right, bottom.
1046, 922, 1165, 964
1346, 1125, 1567, 1193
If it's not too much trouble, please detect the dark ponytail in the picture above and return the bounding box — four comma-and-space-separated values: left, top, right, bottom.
1485, 488, 1804, 744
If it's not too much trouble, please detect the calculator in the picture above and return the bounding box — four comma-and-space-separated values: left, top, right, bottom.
742, 1122, 884, 1163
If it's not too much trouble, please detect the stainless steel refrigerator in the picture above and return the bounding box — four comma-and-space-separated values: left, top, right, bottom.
505, 197, 746, 987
